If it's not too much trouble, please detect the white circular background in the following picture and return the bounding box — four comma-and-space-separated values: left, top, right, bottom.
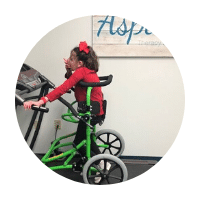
4, 0, 196, 199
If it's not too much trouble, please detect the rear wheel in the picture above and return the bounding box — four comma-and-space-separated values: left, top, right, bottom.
83, 154, 128, 185
95, 129, 125, 157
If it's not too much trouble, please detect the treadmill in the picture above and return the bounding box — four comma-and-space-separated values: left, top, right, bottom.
15, 63, 54, 150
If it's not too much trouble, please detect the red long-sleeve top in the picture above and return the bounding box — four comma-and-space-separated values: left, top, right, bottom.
45, 67, 104, 115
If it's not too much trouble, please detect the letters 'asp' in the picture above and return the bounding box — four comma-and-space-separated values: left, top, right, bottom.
97, 16, 152, 45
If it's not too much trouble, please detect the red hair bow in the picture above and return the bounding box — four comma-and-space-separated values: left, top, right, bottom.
79, 41, 89, 54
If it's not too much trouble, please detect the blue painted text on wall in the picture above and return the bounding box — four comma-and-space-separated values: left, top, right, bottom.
97, 16, 152, 45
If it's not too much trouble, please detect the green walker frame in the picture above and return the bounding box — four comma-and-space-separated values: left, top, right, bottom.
41, 87, 109, 172
16, 69, 128, 184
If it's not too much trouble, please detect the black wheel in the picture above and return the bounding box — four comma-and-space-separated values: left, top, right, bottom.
83, 154, 128, 185
95, 129, 125, 157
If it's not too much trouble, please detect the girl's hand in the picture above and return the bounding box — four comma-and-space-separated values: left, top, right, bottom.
64, 58, 70, 69
64, 58, 72, 79
23, 100, 44, 110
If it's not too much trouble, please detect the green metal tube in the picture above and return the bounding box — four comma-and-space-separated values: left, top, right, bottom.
68, 101, 78, 121
50, 165, 73, 171
63, 151, 76, 166
75, 140, 87, 150
85, 87, 93, 159
86, 87, 92, 106
90, 167, 99, 173
43, 140, 87, 163
86, 119, 91, 159
41, 132, 76, 162
62, 112, 85, 123
44, 148, 75, 163
97, 144, 109, 148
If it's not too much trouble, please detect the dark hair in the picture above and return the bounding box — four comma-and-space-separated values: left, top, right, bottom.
72, 46, 99, 72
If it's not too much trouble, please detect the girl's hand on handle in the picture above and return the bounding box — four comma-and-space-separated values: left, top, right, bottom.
23, 100, 44, 110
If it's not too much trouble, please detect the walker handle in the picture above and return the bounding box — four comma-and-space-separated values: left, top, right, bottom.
79, 75, 113, 87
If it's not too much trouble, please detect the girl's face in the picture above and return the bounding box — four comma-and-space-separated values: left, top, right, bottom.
66, 51, 83, 71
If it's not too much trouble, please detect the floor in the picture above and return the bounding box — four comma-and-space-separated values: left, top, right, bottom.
36, 154, 157, 184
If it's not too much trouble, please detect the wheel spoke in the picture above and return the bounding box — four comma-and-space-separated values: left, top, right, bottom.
102, 148, 107, 154
92, 164, 104, 175
103, 159, 107, 171
106, 178, 111, 184
110, 137, 119, 144
108, 175, 123, 181
109, 148, 113, 155
97, 137, 106, 144
99, 177, 104, 185
88, 174, 101, 179
107, 133, 110, 143
108, 164, 119, 174
110, 145, 121, 150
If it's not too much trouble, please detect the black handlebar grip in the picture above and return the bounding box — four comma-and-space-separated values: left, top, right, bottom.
15, 94, 49, 113
31, 105, 49, 113
79, 75, 113, 87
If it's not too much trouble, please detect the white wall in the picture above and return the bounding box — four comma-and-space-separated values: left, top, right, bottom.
16, 16, 184, 157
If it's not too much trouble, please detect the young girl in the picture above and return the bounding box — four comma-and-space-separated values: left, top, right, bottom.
24, 41, 104, 160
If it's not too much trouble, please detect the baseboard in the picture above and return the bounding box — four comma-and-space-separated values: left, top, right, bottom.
119, 155, 162, 162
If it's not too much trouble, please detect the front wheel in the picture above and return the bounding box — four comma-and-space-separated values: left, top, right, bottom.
95, 129, 125, 157
83, 154, 128, 185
